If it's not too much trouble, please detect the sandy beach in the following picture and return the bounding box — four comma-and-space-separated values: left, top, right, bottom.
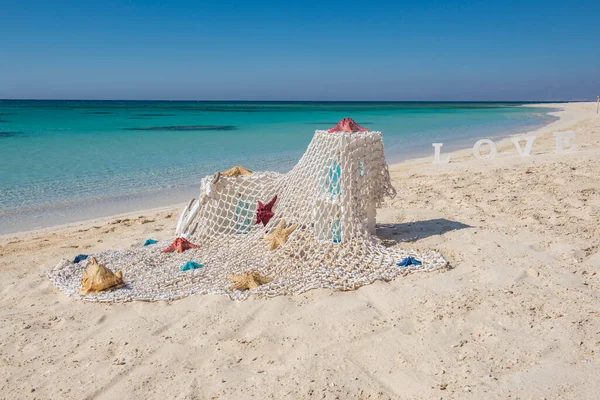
0, 102, 598, 399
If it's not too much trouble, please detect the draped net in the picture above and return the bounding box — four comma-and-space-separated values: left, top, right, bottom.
48, 130, 447, 301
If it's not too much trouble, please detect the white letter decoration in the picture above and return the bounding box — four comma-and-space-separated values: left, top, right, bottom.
432, 143, 450, 164
553, 131, 576, 153
473, 139, 497, 160
511, 136, 536, 157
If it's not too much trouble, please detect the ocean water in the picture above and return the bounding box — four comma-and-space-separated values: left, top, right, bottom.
0, 101, 557, 234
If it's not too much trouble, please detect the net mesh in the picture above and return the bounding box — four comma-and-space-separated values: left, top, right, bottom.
48, 130, 447, 301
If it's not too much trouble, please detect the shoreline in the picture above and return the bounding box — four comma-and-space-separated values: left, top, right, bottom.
0, 102, 569, 238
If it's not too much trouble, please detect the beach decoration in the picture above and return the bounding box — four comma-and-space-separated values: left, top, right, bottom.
221, 165, 253, 177
162, 237, 200, 253
328, 118, 369, 132
181, 261, 204, 271
265, 219, 298, 250
143, 239, 158, 246
229, 271, 272, 291
432, 143, 451, 164
48, 122, 447, 302
432, 131, 577, 163
175, 199, 201, 238
396, 256, 422, 267
328, 158, 342, 198
511, 136, 536, 157
553, 131, 577, 153
473, 139, 498, 160
73, 254, 88, 263
256, 195, 277, 226
79, 257, 125, 295
235, 200, 252, 233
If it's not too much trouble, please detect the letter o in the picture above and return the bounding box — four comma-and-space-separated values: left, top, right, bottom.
473, 139, 497, 160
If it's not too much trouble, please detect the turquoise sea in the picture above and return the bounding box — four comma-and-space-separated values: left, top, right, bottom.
0, 101, 557, 234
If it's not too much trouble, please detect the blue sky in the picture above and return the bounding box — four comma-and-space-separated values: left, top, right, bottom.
0, 0, 598, 101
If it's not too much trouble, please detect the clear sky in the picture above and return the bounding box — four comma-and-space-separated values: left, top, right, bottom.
1, 0, 598, 101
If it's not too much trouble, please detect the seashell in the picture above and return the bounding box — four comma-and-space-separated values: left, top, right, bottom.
80, 257, 125, 295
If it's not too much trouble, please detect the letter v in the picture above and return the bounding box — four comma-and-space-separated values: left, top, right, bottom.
511, 136, 536, 157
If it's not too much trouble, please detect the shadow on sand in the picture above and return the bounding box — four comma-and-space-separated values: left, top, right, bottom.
376, 218, 472, 245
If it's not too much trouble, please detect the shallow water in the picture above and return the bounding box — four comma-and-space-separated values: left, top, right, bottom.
0, 100, 557, 234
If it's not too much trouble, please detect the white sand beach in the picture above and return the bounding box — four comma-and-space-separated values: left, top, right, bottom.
0, 102, 598, 399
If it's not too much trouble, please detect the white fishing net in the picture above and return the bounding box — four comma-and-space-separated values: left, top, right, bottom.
48, 129, 447, 301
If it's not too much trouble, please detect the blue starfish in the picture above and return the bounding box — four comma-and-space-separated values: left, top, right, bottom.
143, 239, 158, 246
73, 254, 88, 263
396, 257, 422, 267
181, 261, 204, 271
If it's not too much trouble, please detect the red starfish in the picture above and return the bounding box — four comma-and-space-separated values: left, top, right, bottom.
256, 195, 277, 226
328, 118, 369, 133
162, 237, 200, 253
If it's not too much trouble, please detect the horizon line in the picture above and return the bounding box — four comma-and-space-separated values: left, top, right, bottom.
0, 98, 593, 103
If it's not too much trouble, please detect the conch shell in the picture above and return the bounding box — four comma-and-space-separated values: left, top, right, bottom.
79, 257, 125, 295
229, 271, 272, 291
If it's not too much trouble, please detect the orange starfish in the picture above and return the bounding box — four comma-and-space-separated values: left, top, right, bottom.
162, 237, 200, 253
265, 219, 298, 250
229, 271, 272, 291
